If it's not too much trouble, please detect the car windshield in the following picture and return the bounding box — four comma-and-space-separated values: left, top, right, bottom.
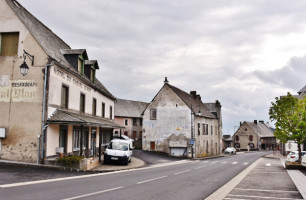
107, 141, 129, 151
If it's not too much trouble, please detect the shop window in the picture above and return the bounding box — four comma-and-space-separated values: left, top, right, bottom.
0, 32, 19, 56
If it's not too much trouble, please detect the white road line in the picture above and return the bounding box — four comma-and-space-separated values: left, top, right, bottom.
242, 162, 249, 165
61, 186, 123, 200
137, 176, 167, 184
231, 162, 238, 165
228, 194, 301, 199
174, 170, 191, 175
222, 161, 228, 164
195, 165, 206, 169
0, 160, 190, 188
234, 188, 300, 193
266, 163, 271, 166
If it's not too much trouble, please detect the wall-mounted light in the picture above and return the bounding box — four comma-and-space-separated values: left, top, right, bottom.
19, 50, 34, 76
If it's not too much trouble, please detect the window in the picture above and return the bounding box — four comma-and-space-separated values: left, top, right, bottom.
0, 32, 19, 56
198, 123, 200, 135
150, 109, 157, 120
78, 57, 84, 75
90, 68, 95, 82
202, 124, 205, 135
133, 118, 137, 126
59, 126, 67, 153
102, 102, 105, 118
61, 85, 69, 109
73, 129, 81, 150
140, 119, 143, 126
110, 106, 113, 119
249, 143, 254, 148
80, 93, 85, 113
124, 131, 128, 136
235, 135, 239, 141
83, 130, 89, 149
235, 143, 240, 148
92, 98, 96, 116
245, 128, 248, 131
125, 119, 128, 126
249, 135, 253, 141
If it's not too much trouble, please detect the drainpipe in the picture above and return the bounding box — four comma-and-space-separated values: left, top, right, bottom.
40, 61, 54, 164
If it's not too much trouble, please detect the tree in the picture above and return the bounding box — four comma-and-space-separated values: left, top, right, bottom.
269, 92, 306, 163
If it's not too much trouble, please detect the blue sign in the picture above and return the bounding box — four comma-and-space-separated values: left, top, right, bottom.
190, 139, 195, 145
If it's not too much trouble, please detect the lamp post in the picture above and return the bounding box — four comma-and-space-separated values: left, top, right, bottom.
190, 104, 201, 159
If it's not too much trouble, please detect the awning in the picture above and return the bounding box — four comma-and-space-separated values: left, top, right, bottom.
47, 109, 124, 128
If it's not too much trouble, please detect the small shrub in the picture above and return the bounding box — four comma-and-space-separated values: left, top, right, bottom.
57, 155, 83, 167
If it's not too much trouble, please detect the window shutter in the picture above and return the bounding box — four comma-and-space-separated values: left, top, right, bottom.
1, 32, 19, 56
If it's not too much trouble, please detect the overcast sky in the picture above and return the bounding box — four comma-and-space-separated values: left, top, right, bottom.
19, 0, 306, 135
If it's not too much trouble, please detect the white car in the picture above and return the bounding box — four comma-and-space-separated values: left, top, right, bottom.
286, 151, 306, 162
104, 139, 133, 165
301, 154, 306, 167
224, 147, 236, 155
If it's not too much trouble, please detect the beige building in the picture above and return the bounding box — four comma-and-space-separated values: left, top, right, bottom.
233, 120, 276, 151
0, 0, 121, 163
142, 78, 222, 158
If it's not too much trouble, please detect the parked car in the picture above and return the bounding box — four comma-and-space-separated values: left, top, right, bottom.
104, 139, 133, 165
302, 154, 306, 167
286, 151, 306, 162
224, 147, 236, 155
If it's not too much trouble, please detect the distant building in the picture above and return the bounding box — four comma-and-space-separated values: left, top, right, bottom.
114, 99, 148, 149
233, 120, 276, 151
223, 135, 233, 149
142, 78, 222, 158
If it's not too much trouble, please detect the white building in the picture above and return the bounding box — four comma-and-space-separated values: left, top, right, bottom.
142, 78, 222, 158
0, 0, 121, 163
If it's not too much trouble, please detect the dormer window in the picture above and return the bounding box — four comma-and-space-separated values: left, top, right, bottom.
84, 60, 99, 83
61, 49, 88, 73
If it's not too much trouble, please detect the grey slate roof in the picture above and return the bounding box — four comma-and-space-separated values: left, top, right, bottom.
167, 84, 216, 119
245, 121, 275, 138
47, 109, 123, 128
298, 85, 306, 94
61, 49, 87, 55
6, 0, 115, 100
115, 99, 149, 118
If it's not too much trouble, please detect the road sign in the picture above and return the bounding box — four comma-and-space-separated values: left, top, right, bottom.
190, 139, 195, 145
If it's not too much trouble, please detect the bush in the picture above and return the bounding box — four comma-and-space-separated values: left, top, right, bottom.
57, 155, 83, 167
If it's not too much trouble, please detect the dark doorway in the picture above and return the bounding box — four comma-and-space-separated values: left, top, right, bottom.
150, 142, 155, 151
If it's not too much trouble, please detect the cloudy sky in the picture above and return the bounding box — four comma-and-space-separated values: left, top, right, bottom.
19, 0, 306, 135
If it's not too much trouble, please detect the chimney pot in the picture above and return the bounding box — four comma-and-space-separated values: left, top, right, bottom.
164, 77, 169, 84
190, 91, 197, 98
254, 120, 257, 124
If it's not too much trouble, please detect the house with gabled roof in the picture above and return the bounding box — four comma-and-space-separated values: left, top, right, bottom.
142, 77, 222, 158
113, 99, 149, 148
0, 0, 122, 163
233, 120, 276, 151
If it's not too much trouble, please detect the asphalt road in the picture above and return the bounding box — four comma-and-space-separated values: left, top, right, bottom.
0, 152, 268, 200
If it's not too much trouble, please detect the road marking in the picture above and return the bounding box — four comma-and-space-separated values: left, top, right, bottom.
174, 170, 191, 175
250, 172, 286, 174
222, 161, 228, 164
231, 162, 238, 165
266, 163, 271, 166
0, 160, 190, 188
137, 176, 167, 184
228, 194, 301, 199
61, 186, 123, 200
234, 188, 300, 193
242, 162, 249, 165
195, 165, 206, 169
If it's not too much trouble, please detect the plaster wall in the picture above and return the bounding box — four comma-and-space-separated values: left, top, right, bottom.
0, 0, 49, 162
142, 85, 191, 153
48, 66, 114, 118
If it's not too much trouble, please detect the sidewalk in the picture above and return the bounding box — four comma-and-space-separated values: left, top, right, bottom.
90, 157, 146, 172
206, 152, 306, 200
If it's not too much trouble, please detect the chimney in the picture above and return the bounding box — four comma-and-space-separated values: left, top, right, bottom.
190, 91, 197, 98
196, 94, 201, 101
259, 120, 264, 123
240, 122, 242, 126
164, 77, 169, 84
254, 120, 257, 124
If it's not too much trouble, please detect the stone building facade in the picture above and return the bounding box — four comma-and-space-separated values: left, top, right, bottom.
142, 78, 222, 158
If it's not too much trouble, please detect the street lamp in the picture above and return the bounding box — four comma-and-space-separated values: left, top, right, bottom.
19, 50, 34, 76
190, 104, 201, 159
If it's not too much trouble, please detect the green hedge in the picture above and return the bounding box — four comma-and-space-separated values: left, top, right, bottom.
57, 155, 83, 167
